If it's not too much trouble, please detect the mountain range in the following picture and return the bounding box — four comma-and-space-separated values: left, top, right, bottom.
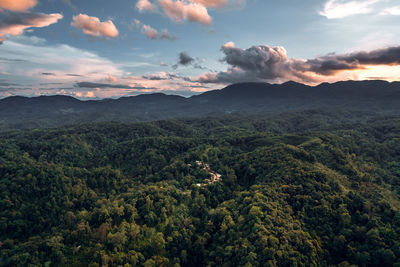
1, 80, 400, 129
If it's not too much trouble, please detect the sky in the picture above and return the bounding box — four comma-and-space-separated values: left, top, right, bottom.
0, 0, 399, 99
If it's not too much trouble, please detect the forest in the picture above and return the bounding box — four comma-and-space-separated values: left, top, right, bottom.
1, 112, 400, 266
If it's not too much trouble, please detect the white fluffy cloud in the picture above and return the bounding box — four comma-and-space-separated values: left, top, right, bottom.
222, 41, 235, 49
136, 0, 156, 11
380, 6, 400, 16
142, 24, 159, 39
320, 0, 380, 19
158, 0, 212, 25
0, 0, 37, 12
189, 0, 227, 8
71, 14, 119, 38
134, 19, 177, 40
136, 0, 245, 25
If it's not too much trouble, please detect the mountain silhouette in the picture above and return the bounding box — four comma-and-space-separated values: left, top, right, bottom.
1, 80, 400, 129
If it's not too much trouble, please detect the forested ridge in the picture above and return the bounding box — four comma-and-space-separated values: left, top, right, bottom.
1, 80, 400, 130
1, 114, 400, 266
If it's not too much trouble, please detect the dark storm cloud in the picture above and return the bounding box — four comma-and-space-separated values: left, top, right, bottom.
172, 52, 206, 70
178, 52, 194, 66
305, 46, 400, 75
221, 44, 291, 79
340, 46, 400, 65
197, 44, 400, 84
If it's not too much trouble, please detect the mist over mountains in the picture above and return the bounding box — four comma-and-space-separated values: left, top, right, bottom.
1, 80, 400, 129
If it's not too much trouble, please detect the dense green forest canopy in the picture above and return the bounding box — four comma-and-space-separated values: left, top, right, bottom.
1, 112, 400, 266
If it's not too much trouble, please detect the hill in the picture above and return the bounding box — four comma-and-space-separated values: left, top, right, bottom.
1, 80, 400, 129
1, 115, 400, 266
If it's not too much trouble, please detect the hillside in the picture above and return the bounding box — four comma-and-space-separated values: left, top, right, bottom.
1, 115, 400, 266
1, 80, 400, 129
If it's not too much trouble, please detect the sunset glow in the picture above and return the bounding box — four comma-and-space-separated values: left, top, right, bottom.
0, 0, 399, 99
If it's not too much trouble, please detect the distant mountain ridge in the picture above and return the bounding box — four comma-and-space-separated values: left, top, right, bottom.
1, 80, 400, 129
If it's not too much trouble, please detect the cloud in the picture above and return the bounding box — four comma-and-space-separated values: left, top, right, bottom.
0, 80, 20, 86
0, 36, 125, 97
158, 0, 212, 25
71, 14, 119, 38
0, 57, 27, 62
178, 52, 194, 65
0, 11, 63, 43
304, 46, 400, 75
222, 41, 235, 49
172, 52, 208, 69
136, 0, 156, 11
189, 0, 227, 8
160, 29, 177, 40
76, 81, 149, 90
319, 0, 379, 19
220, 43, 292, 78
137, 0, 244, 26
142, 24, 159, 39
75, 91, 95, 98
134, 19, 177, 40
73, 73, 207, 97
119, 72, 212, 96
0, 36, 212, 98
107, 75, 119, 83
196, 43, 400, 84
142, 72, 181, 80
0, 0, 37, 12
133, 19, 141, 27
380, 6, 400, 15
172, 52, 195, 69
